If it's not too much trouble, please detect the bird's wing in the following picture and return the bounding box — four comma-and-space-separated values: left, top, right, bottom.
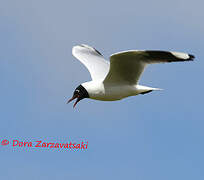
104, 50, 194, 85
72, 44, 110, 81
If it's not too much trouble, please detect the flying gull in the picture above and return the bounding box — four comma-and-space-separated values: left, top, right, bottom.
67, 44, 194, 107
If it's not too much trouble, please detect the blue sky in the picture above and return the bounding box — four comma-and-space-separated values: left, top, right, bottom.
0, 0, 204, 179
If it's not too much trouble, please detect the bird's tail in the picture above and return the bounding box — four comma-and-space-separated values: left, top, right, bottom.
151, 87, 163, 91
138, 85, 163, 95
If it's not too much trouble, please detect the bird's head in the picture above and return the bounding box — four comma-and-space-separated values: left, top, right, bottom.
67, 85, 89, 108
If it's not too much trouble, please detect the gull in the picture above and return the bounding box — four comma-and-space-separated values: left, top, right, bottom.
67, 44, 194, 107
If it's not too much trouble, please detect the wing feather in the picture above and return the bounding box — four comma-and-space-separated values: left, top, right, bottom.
104, 50, 194, 85
72, 44, 109, 81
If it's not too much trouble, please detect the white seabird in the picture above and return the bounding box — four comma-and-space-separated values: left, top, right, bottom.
68, 44, 195, 107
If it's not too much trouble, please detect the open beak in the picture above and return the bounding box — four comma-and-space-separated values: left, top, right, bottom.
67, 94, 80, 108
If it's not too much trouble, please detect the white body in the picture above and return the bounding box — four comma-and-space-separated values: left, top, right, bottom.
82, 81, 160, 101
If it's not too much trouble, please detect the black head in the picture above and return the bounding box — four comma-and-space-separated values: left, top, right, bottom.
67, 85, 89, 108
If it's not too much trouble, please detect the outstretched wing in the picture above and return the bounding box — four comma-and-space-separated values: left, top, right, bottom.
104, 50, 195, 85
72, 44, 110, 81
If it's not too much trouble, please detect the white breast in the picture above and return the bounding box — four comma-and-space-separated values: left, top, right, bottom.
82, 81, 139, 101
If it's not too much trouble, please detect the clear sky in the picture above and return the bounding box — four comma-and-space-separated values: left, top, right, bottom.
0, 0, 203, 179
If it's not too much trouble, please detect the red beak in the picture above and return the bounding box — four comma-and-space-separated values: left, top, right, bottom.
67, 94, 80, 108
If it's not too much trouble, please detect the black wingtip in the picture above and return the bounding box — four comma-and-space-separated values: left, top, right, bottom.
93, 47, 103, 56
188, 54, 195, 61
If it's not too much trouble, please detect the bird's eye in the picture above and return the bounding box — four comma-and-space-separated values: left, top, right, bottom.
75, 90, 80, 93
